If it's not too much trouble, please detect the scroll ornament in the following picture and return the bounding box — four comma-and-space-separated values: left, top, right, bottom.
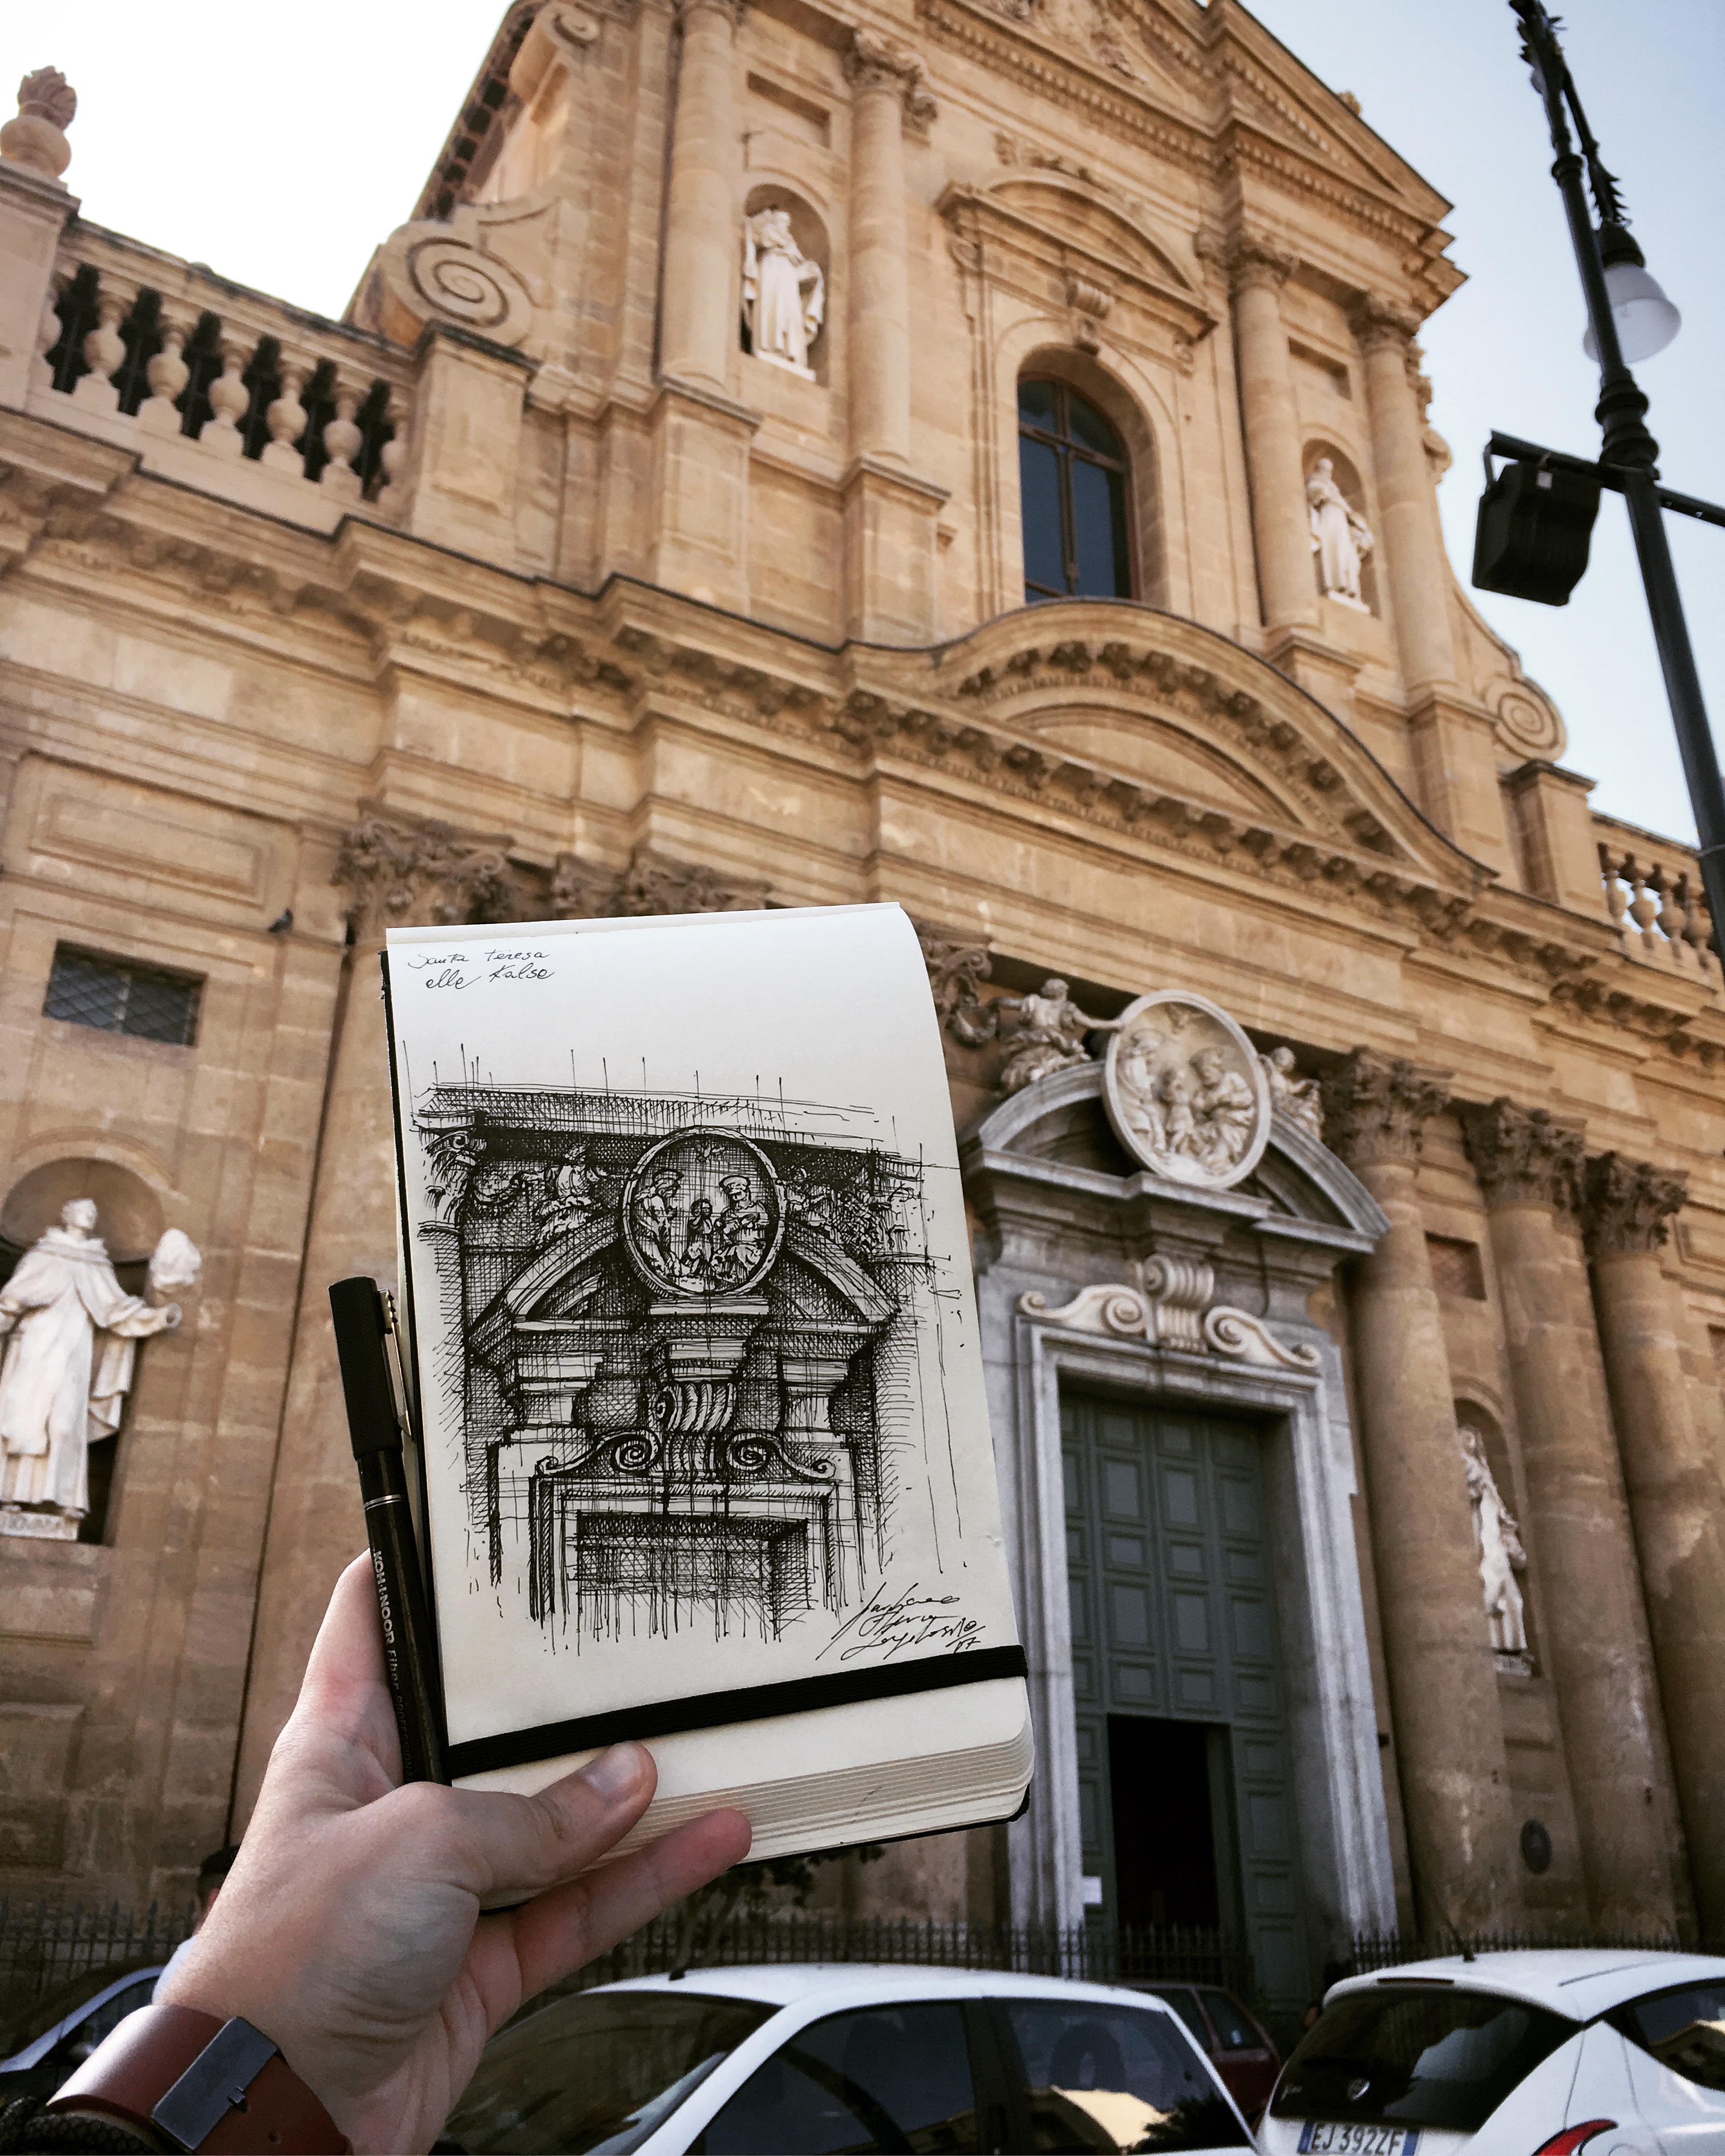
372, 205, 537, 350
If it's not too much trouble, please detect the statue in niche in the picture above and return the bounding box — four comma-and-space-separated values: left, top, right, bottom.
1307, 456, 1374, 609
0, 1202, 199, 1528
995, 978, 1123, 1096
742, 207, 825, 379
1460, 1424, 1529, 1659
1261, 1044, 1325, 1140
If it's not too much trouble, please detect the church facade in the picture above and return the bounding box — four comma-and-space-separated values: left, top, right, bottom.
2, 0, 1723, 2012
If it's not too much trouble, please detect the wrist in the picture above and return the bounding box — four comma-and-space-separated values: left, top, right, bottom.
46, 2001, 347, 2153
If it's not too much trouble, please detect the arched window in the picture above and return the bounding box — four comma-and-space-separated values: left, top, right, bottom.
1018, 378, 1133, 603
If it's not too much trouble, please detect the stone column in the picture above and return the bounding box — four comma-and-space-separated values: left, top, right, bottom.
233, 808, 509, 1822
1226, 236, 1316, 635
659, 0, 742, 390
1461, 1103, 1690, 1934
1322, 1049, 1519, 1932
1585, 1153, 1725, 1939
839, 29, 945, 643
1353, 297, 1453, 691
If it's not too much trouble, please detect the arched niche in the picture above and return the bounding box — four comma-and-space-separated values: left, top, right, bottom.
1304, 437, 1379, 617
1016, 347, 1164, 608
741, 183, 831, 386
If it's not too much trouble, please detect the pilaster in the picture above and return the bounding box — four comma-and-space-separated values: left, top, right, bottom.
1217, 233, 1315, 637
402, 324, 533, 564
1461, 1101, 1691, 1935
0, 159, 78, 413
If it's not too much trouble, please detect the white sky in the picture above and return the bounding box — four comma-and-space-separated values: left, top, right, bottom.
9, 0, 1720, 845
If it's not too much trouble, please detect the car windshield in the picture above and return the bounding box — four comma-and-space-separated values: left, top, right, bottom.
439, 1988, 776, 2155
1616, 1978, 1725, 2093
1196, 1995, 1261, 2053
1270, 1985, 1574, 2133
1002, 1996, 1250, 2151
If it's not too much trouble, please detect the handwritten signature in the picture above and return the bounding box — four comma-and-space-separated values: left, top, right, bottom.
400, 950, 552, 990
816, 1579, 984, 1663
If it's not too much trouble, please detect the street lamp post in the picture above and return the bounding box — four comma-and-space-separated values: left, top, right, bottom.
1491, 1, 1725, 944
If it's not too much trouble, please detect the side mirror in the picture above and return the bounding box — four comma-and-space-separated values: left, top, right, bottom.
1473, 455, 1601, 606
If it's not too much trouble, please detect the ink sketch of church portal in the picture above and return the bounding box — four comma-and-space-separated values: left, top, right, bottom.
384, 905, 1018, 1771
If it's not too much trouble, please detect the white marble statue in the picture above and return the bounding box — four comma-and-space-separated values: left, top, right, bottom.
1460, 1425, 1528, 1656
1307, 456, 1374, 609
1261, 1044, 1324, 1140
996, 979, 1123, 1096
742, 208, 825, 378
0, 1202, 196, 1521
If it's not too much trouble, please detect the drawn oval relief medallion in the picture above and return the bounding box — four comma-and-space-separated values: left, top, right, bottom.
621, 1128, 785, 1298
1102, 991, 1270, 1189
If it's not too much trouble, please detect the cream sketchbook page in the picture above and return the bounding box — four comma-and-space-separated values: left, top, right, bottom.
382, 904, 1025, 1798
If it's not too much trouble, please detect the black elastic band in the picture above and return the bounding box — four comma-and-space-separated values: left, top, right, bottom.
446, 1644, 1029, 1780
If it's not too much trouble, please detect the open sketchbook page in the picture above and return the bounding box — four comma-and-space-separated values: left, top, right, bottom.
383, 904, 1021, 1778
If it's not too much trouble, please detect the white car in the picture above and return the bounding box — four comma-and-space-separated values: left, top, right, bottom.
1258, 1950, 1725, 2155
438, 1963, 1257, 2153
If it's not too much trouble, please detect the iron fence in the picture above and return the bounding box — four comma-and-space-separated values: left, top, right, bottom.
0, 1899, 196, 2025
1349, 1927, 1715, 1972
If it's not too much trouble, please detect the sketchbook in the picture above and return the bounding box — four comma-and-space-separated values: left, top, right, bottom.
382, 903, 1032, 1863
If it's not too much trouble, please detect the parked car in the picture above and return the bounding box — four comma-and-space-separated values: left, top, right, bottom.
437, 1964, 1257, 2153
1130, 1984, 1280, 2125
1258, 1950, 1725, 2154
0, 1962, 164, 2104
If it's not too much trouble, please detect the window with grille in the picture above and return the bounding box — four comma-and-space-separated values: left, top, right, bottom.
1018, 378, 1134, 603
42, 945, 203, 1045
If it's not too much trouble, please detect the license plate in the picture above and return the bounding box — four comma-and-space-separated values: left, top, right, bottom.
1297, 2127, 1419, 2154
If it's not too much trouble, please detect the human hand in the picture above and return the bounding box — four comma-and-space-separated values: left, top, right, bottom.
160, 1554, 751, 2154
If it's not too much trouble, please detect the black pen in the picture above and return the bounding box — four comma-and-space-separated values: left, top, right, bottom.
329, 1275, 447, 1784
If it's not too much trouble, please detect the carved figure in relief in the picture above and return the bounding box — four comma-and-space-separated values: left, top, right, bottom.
1460, 1425, 1529, 1656
995, 979, 1122, 1096
1261, 1044, 1324, 1140
742, 208, 825, 379
1307, 457, 1374, 609
1103, 992, 1271, 1189
0, 1202, 194, 1521
1191, 1048, 1257, 1174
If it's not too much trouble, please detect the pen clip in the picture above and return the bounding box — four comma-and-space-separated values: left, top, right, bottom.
380, 1291, 418, 1446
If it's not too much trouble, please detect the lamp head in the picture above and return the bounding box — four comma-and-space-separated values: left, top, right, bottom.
1584, 221, 1682, 363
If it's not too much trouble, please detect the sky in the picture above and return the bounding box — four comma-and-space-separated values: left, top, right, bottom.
8, 0, 1720, 844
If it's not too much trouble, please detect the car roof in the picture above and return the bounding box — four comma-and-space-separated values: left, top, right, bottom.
589, 1965, 1192, 2012
1329, 1950, 1725, 2021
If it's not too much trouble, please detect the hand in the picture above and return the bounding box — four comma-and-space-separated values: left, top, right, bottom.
160, 1554, 751, 2154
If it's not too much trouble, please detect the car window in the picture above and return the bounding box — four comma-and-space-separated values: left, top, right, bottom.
0, 1963, 163, 2061
1143, 1991, 1212, 2052
69, 1979, 160, 2053
1616, 1979, 1725, 2093
698, 2000, 981, 2155
1271, 1986, 1575, 2134
999, 1997, 1250, 2152
1196, 1993, 1260, 2053
440, 1988, 775, 2154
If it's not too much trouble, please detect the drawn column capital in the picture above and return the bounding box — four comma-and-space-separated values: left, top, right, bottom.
334, 802, 513, 942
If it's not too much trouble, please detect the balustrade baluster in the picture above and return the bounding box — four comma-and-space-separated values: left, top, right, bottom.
70, 285, 128, 412
139, 313, 191, 435
1623, 856, 1661, 955
199, 330, 252, 458
261, 350, 310, 476
1654, 871, 1692, 969
33, 282, 62, 390
1599, 843, 1631, 946
319, 379, 363, 500
375, 399, 407, 516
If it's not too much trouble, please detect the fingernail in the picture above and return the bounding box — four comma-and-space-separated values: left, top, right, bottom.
580, 1742, 644, 1801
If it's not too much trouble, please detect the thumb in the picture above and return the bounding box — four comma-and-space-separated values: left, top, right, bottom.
423, 1742, 659, 1902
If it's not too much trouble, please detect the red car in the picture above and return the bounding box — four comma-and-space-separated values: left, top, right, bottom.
1133, 1984, 1281, 2125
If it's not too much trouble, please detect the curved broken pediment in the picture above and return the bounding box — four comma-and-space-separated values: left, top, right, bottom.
986, 173, 1197, 299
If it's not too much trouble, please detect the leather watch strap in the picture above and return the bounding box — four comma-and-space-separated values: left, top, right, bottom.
46, 2003, 347, 2153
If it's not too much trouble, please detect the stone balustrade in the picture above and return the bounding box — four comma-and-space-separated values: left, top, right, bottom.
29, 224, 414, 531
1594, 814, 1720, 987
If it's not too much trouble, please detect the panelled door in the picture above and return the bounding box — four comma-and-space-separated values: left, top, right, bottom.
1062, 1391, 1310, 2016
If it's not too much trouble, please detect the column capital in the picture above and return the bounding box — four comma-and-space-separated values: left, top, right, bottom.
1350, 290, 1422, 355
1321, 1047, 1451, 1169
673, 0, 746, 27
1197, 228, 1295, 294
334, 803, 513, 942
1584, 1152, 1688, 1258
1459, 1097, 1586, 1218
843, 28, 937, 131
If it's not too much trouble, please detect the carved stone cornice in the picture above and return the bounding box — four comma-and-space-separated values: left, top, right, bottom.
1351, 291, 1422, 355
1321, 1048, 1451, 1169
548, 842, 767, 919
1459, 1098, 1586, 1219
844, 28, 938, 131
334, 805, 512, 941
1582, 1152, 1687, 1258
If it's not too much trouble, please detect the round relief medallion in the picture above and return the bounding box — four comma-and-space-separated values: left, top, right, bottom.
621, 1128, 784, 1298
1102, 992, 1270, 1189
